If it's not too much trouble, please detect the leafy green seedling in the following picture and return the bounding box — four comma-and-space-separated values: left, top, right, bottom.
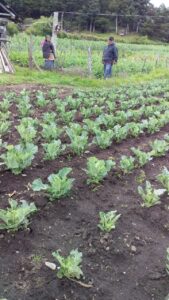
42, 112, 56, 124
0, 199, 37, 231
52, 249, 83, 279
93, 129, 113, 149
16, 118, 37, 144
138, 181, 165, 208
41, 122, 63, 142
85, 157, 115, 184
98, 211, 121, 232
32, 168, 74, 200
150, 139, 169, 157
120, 155, 135, 174
131, 148, 152, 167
67, 130, 88, 156
36, 91, 49, 107
43, 140, 66, 160
0, 121, 11, 137
1, 143, 38, 175
157, 167, 169, 193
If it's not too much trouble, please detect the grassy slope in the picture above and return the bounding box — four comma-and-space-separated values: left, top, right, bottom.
0, 66, 169, 88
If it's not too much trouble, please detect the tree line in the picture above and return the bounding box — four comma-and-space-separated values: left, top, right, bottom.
5, 0, 169, 41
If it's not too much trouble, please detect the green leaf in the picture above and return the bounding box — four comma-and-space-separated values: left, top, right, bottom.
32, 179, 48, 191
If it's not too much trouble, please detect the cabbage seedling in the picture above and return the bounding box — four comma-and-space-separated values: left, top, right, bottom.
138, 181, 165, 208
52, 249, 83, 280
0, 199, 37, 231
98, 211, 121, 232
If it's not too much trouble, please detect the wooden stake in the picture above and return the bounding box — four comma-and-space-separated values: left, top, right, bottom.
88, 47, 92, 76
52, 12, 59, 53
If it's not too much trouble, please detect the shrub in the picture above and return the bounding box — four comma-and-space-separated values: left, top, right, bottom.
26, 16, 52, 36
7, 22, 19, 36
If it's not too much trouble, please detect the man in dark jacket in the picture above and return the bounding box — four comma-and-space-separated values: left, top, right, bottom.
102, 37, 118, 79
42, 35, 56, 70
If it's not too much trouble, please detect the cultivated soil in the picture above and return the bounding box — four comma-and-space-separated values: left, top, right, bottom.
0, 84, 169, 300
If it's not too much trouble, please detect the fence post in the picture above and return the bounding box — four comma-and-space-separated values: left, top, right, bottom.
155, 55, 160, 67
52, 12, 59, 54
88, 47, 93, 76
28, 35, 33, 69
28, 35, 42, 71
115, 16, 118, 34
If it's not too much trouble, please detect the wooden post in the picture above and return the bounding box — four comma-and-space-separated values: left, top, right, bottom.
52, 12, 59, 53
28, 35, 33, 69
115, 16, 118, 34
28, 35, 42, 72
61, 12, 64, 31
88, 47, 92, 76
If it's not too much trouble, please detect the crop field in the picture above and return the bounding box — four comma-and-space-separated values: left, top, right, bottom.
0, 80, 169, 299
10, 33, 169, 78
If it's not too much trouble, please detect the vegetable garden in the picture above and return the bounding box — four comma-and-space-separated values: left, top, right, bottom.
10, 34, 169, 78
1, 80, 169, 299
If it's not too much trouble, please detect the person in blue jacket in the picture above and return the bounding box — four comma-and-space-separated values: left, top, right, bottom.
102, 37, 118, 79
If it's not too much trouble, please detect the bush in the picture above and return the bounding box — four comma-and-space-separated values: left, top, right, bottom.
26, 16, 52, 36
7, 22, 19, 36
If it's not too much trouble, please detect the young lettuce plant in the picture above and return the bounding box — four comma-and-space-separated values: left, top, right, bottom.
113, 125, 128, 142
32, 168, 74, 201
66, 96, 81, 110
67, 123, 84, 136
150, 139, 169, 157
83, 119, 100, 134
52, 249, 83, 280
17, 99, 32, 117
80, 107, 93, 118
43, 140, 66, 160
138, 181, 165, 208
0, 199, 37, 231
48, 88, 58, 98
131, 148, 152, 167
16, 118, 37, 144
120, 155, 135, 174
0, 111, 11, 121
85, 157, 115, 184
157, 167, 169, 193
93, 129, 113, 149
0, 120, 11, 137
42, 112, 56, 124
36, 91, 49, 107
0, 98, 11, 112
125, 122, 143, 138
41, 122, 63, 142
66, 130, 88, 156
60, 110, 76, 125
98, 211, 121, 233
1, 143, 38, 175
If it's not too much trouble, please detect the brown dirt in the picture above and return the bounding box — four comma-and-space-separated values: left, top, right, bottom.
0, 84, 169, 300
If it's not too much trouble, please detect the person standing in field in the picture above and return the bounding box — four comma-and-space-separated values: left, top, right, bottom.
102, 37, 118, 79
42, 35, 56, 70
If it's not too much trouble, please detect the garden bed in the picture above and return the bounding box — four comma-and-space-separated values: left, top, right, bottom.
0, 83, 169, 300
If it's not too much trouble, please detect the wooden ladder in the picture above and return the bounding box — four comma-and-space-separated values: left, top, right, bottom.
0, 45, 14, 73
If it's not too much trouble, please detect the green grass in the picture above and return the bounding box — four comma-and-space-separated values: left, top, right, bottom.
0, 66, 169, 89
64, 32, 162, 45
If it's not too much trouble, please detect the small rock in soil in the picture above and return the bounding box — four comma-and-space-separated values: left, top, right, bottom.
131, 245, 137, 253
149, 271, 162, 280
